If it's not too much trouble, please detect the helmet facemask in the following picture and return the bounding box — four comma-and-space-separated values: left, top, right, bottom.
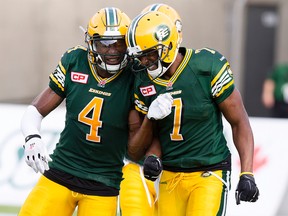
146, 41, 179, 79
86, 34, 128, 74
129, 43, 175, 79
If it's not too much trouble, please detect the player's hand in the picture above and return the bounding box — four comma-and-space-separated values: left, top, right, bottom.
147, 93, 173, 120
235, 174, 259, 205
143, 155, 163, 181
23, 136, 52, 174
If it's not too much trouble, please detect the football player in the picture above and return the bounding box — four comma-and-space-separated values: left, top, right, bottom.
19, 7, 136, 216
126, 9, 259, 216
119, 4, 182, 216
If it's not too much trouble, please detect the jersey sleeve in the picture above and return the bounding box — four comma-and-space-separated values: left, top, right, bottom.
49, 51, 70, 98
49, 45, 86, 98
133, 75, 149, 115
134, 91, 149, 115
210, 49, 235, 104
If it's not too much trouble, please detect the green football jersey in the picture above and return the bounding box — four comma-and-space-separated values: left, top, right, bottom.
268, 64, 288, 101
134, 47, 234, 169
48, 45, 134, 189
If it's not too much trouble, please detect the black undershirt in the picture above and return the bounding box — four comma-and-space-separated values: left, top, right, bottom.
44, 168, 118, 196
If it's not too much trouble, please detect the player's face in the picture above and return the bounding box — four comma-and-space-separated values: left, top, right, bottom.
137, 49, 159, 71
95, 39, 127, 65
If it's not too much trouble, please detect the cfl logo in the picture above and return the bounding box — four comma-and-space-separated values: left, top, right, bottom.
71, 72, 88, 84
140, 85, 156, 96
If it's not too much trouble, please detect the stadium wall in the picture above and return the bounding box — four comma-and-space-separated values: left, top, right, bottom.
0, 0, 288, 103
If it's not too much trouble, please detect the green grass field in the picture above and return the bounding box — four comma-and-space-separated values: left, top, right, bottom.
0, 205, 20, 215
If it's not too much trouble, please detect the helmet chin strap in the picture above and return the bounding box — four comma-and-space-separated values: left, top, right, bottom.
147, 61, 167, 79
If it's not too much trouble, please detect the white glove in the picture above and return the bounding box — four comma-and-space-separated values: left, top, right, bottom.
147, 93, 173, 120
23, 136, 52, 174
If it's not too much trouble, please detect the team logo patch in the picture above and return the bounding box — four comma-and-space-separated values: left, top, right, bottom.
140, 85, 156, 96
97, 80, 106, 88
154, 24, 170, 41
166, 81, 173, 90
71, 72, 88, 84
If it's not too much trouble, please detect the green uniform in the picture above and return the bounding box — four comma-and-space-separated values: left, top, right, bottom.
48, 45, 134, 189
267, 64, 288, 118
268, 64, 288, 102
134, 47, 234, 170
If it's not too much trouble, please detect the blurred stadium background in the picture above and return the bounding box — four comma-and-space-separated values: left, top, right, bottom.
1, 0, 288, 215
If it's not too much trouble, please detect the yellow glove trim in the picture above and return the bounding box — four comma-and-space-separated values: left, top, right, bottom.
240, 172, 254, 176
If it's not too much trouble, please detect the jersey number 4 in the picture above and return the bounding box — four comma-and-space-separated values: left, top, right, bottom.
78, 97, 103, 142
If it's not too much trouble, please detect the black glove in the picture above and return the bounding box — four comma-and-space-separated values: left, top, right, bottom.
235, 174, 259, 205
143, 155, 163, 181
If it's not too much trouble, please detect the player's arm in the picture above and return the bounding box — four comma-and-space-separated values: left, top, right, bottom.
145, 136, 161, 158
128, 93, 173, 161
261, 78, 275, 108
219, 88, 259, 204
21, 87, 64, 173
219, 88, 254, 173
127, 110, 154, 161
128, 109, 163, 181
31, 86, 64, 117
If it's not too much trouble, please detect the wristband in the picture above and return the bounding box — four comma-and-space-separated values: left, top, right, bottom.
147, 154, 158, 158
25, 134, 41, 143
240, 172, 254, 177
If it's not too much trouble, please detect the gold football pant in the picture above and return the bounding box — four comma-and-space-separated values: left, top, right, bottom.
18, 175, 117, 216
158, 170, 230, 216
119, 162, 158, 216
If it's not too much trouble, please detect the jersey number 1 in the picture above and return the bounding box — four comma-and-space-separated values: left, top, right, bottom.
170, 98, 184, 141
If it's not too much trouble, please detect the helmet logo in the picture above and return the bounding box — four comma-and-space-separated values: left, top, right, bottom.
154, 25, 170, 42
